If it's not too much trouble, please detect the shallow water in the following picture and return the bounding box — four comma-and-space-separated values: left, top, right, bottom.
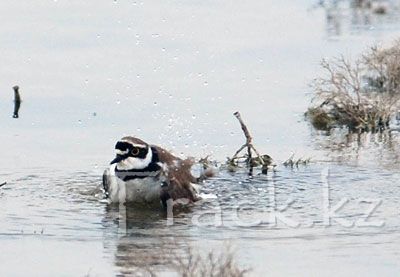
1, 0, 400, 276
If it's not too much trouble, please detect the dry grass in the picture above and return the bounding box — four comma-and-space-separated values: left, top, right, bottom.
168, 244, 249, 277
307, 40, 400, 131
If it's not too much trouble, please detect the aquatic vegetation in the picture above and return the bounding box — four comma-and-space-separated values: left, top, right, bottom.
307, 40, 400, 131
320, 0, 390, 14
283, 154, 312, 168
353, 0, 390, 14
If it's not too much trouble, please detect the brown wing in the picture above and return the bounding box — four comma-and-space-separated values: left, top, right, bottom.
153, 145, 199, 202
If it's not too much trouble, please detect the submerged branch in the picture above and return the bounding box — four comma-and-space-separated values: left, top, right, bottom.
230, 112, 273, 174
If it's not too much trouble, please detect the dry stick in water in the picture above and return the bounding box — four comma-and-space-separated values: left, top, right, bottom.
232, 112, 264, 167
13, 85, 21, 118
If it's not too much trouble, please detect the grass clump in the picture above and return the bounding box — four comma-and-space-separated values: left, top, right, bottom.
307, 40, 400, 131
283, 154, 311, 168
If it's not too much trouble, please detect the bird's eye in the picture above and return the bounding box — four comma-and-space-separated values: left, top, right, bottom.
131, 147, 140, 156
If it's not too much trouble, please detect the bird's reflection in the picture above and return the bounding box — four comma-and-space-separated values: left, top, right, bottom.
102, 203, 191, 276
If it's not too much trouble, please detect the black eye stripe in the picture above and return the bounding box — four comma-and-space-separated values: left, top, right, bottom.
115, 141, 132, 151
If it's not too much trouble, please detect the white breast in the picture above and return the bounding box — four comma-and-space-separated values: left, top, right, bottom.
105, 164, 161, 204
124, 177, 161, 203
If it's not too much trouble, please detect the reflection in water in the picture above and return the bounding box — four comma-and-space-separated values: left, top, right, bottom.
311, 127, 400, 169
317, 0, 400, 37
99, 164, 400, 275
102, 198, 250, 276
102, 204, 185, 276
102, 203, 249, 276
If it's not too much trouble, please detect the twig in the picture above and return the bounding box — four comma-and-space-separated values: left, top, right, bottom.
0, 182, 6, 187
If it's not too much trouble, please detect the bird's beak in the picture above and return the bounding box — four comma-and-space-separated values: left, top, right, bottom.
110, 155, 124, 165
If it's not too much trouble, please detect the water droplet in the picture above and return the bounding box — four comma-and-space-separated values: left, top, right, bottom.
191, 114, 196, 119
116, 100, 121, 105
204, 81, 208, 86
78, 120, 82, 124
153, 101, 158, 106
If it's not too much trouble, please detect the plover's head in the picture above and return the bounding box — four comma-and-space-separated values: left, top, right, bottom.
110, 137, 153, 170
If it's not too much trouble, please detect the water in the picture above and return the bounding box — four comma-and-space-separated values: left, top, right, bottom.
1, 0, 400, 276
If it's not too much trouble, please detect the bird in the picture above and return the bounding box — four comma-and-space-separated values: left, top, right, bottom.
102, 136, 214, 208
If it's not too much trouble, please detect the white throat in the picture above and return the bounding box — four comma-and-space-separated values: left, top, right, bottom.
116, 148, 153, 170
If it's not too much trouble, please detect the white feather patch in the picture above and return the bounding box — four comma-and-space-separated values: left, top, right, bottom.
116, 149, 129, 155
120, 139, 147, 148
